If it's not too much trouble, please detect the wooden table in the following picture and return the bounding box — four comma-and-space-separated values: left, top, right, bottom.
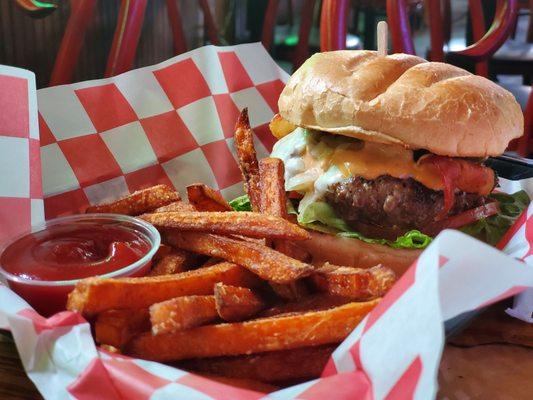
1, 302, 531, 399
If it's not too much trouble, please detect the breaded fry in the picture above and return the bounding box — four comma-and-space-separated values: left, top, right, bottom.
187, 184, 232, 212
214, 283, 264, 322
148, 249, 197, 276
152, 244, 172, 261
234, 108, 261, 212
126, 300, 379, 361
95, 309, 150, 348
269, 281, 308, 301
86, 185, 180, 215
181, 345, 336, 383
259, 294, 352, 318
141, 211, 310, 240
312, 264, 396, 300
269, 113, 296, 139
152, 201, 196, 213
258, 157, 310, 297
258, 158, 288, 219
67, 262, 261, 316
166, 231, 314, 284
150, 295, 217, 334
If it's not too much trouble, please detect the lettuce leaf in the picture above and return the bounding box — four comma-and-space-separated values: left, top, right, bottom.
229, 195, 252, 211
460, 190, 530, 246
297, 200, 432, 249
230, 190, 530, 250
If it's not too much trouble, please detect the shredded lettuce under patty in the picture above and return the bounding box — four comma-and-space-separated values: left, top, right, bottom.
295, 200, 432, 249
230, 190, 530, 250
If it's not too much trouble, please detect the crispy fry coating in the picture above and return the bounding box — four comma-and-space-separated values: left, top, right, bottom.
259, 294, 353, 318
86, 185, 180, 215
181, 345, 336, 383
166, 232, 314, 284
269, 114, 296, 139
148, 249, 197, 276
153, 244, 172, 261
67, 262, 261, 316
187, 184, 232, 212
126, 300, 379, 361
312, 264, 396, 300
150, 295, 217, 334
214, 283, 264, 322
258, 157, 310, 297
259, 157, 288, 219
152, 201, 196, 213
95, 309, 150, 349
269, 281, 308, 301
234, 108, 261, 212
141, 211, 310, 240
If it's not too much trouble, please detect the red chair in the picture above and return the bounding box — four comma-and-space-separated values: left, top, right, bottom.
261, 0, 319, 69
49, 0, 219, 86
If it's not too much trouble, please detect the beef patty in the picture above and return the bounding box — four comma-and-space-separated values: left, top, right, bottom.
326, 175, 487, 238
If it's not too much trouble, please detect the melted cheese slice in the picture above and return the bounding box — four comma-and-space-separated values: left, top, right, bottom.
328, 141, 444, 191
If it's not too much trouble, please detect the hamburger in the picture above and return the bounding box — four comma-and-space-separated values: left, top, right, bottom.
265, 50, 526, 273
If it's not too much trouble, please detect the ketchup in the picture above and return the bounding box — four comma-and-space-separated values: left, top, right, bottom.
1, 223, 151, 281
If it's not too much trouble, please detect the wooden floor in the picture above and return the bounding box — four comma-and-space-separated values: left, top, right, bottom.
1, 301, 531, 400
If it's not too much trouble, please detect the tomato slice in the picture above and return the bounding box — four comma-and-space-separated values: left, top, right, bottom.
427, 202, 500, 235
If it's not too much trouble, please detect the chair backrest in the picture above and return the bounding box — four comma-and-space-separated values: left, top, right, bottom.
262, 0, 319, 69
166, 0, 219, 55
49, 0, 219, 86
50, 0, 148, 86
387, 0, 518, 76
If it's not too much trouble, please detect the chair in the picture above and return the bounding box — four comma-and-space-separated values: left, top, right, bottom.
261, 0, 319, 70
48, 0, 219, 86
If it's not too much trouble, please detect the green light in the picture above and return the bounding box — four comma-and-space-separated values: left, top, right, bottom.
284, 35, 299, 47
32, 1, 56, 8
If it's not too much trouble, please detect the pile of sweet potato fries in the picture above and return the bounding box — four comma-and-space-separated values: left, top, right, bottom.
68, 109, 396, 391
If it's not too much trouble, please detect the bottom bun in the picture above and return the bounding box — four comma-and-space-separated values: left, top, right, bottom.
298, 231, 421, 277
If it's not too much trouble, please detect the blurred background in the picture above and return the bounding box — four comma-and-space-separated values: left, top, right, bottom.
0, 0, 531, 152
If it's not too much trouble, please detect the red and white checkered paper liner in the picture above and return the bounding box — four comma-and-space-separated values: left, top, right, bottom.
0, 66, 43, 244
0, 44, 532, 399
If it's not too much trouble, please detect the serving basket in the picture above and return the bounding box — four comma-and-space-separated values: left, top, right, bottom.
0, 43, 532, 400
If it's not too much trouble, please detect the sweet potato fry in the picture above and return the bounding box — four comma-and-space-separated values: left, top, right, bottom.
234, 108, 261, 211
86, 185, 180, 215
148, 249, 197, 276
258, 157, 288, 219
153, 244, 172, 261
181, 345, 336, 383
194, 374, 279, 394
166, 232, 314, 284
258, 157, 310, 263
67, 262, 261, 316
214, 283, 265, 322
312, 264, 396, 300
269, 281, 308, 301
95, 309, 150, 349
152, 201, 196, 213
150, 295, 218, 334
141, 211, 310, 240
259, 294, 352, 318
187, 184, 232, 212
269, 113, 296, 139
126, 300, 379, 361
